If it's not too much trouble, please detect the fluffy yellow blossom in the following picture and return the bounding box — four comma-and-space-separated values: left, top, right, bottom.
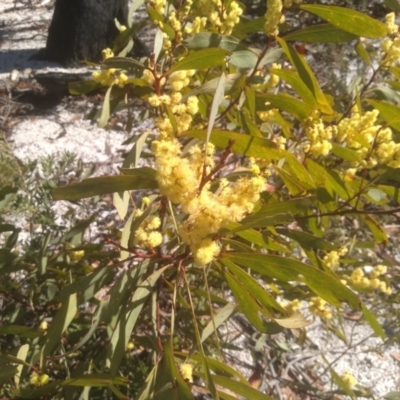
267, 63, 281, 89
168, 70, 192, 92
264, 0, 283, 37
341, 371, 357, 387
186, 96, 199, 115
92, 69, 128, 88
194, 238, 221, 265
147, 231, 163, 247
148, 94, 171, 107
385, 12, 399, 35
153, 138, 265, 264
283, 299, 302, 314
305, 119, 337, 157
180, 363, 194, 383
126, 341, 135, 350
380, 35, 400, 68
146, 0, 166, 15
309, 297, 332, 320
39, 321, 48, 331
185, 16, 207, 35
101, 48, 114, 60
30, 373, 50, 387
142, 69, 155, 85
144, 216, 161, 230
370, 264, 387, 278
142, 197, 150, 206
335, 107, 400, 169
258, 109, 276, 122
323, 247, 347, 271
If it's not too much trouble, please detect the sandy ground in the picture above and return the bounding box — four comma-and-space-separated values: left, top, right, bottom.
1, 0, 400, 398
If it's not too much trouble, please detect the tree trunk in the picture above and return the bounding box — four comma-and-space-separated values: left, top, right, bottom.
34, 0, 129, 66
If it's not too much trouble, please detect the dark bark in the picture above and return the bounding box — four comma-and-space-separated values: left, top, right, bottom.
33, 0, 129, 66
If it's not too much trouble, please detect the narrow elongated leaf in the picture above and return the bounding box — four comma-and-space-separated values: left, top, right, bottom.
0, 325, 41, 339
366, 99, 400, 131
53, 173, 158, 201
102, 56, 145, 71
99, 86, 112, 128
361, 302, 385, 338
167, 48, 228, 74
110, 266, 169, 375
43, 293, 78, 356
154, 340, 193, 400
185, 32, 243, 51
385, 0, 400, 11
207, 73, 226, 145
229, 50, 258, 69
363, 214, 388, 244
221, 259, 285, 313
201, 303, 236, 343
212, 375, 275, 400
223, 268, 283, 334
62, 374, 129, 387
257, 93, 312, 120
277, 38, 333, 114
277, 228, 336, 251
222, 253, 361, 309
300, 5, 387, 38
283, 24, 358, 43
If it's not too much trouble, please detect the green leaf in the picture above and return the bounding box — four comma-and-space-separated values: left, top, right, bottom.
69, 80, 102, 95
222, 267, 283, 334
331, 144, 360, 162
228, 213, 294, 233
212, 375, 275, 400
283, 23, 358, 43
185, 32, 244, 51
110, 266, 169, 376
366, 99, 400, 131
277, 38, 333, 114
0, 325, 41, 339
306, 159, 349, 200
52, 173, 158, 201
300, 5, 388, 38
99, 86, 112, 128
361, 302, 385, 338
257, 93, 312, 120
62, 374, 129, 387
167, 48, 229, 74
0, 364, 18, 386
385, 0, 400, 11
154, 340, 193, 400
43, 293, 78, 357
384, 391, 400, 400
201, 303, 236, 343
229, 50, 259, 69
221, 259, 285, 314
222, 253, 361, 309
277, 228, 335, 251
355, 40, 371, 65
207, 73, 226, 145
183, 73, 244, 99
363, 214, 388, 244
225, 222, 290, 253
232, 16, 266, 38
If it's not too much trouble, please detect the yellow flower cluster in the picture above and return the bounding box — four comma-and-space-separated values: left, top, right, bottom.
180, 363, 194, 382
380, 13, 400, 67
341, 371, 357, 388
30, 373, 50, 387
191, 0, 243, 35
282, 298, 302, 314
185, 16, 207, 35
92, 69, 128, 88
266, 63, 281, 89
168, 69, 195, 92
305, 118, 337, 157
323, 247, 347, 271
101, 48, 114, 60
264, 0, 283, 37
134, 213, 163, 249
146, 0, 166, 15
152, 138, 265, 264
349, 265, 391, 294
335, 107, 400, 169
309, 296, 332, 320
